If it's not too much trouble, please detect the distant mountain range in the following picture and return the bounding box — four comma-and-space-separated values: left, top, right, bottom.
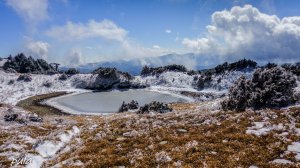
70, 53, 217, 75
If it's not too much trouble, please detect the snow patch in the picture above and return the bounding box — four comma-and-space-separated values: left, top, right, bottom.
271, 159, 293, 164
246, 122, 284, 136
27, 126, 80, 168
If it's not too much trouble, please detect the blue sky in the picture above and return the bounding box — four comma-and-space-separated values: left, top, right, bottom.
1, 0, 300, 65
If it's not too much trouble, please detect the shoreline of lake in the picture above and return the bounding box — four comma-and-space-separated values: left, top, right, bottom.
16, 92, 72, 116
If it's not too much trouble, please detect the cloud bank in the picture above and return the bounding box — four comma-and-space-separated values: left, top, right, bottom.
45, 19, 172, 63
183, 5, 300, 63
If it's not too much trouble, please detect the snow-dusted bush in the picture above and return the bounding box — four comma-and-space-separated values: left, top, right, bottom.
5, 68, 17, 73
58, 73, 68, 80
222, 67, 297, 111
141, 64, 187, 76
28, 115, 43, 122
3, 53, 56, 74
195, 74, 212, 90
7, 79, 14, 85
282, 63, 300, 76
64, 68, 79, 75
215, 59, 257, 74
118, 100, 139, 112
137, 101, 172, 114
43, 81, 52, 88
221, 76, 251, 111
17, 74, 32, 82
250, 67, 297, 108
4, 113, 18, 121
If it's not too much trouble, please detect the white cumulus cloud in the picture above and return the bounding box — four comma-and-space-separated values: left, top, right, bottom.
25, 40, 50, 60
46, 19, 128, 42
45, 19, 173, 62
182, 5, 300, 63
6, 0, 48, 25
65, 48, 84, 67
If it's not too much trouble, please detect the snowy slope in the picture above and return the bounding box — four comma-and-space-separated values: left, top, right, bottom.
0, 71, 95, 105
0, 58, 7, 67
133, 70, 253, 91
2, 68, 282, 106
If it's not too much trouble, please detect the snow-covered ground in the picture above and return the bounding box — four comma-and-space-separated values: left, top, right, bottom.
1, 69, 300, 167
0, 71, 95, 105
0, 70, 236, 106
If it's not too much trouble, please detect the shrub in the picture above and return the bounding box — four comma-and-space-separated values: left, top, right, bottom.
3, 53, 56, 74
117, 81, 131, 89
137, 101, 173, 114
93, 67, 118, 78
28, 115, 43, 122
17, 74, 32, 82
215, 59, 257, 74
58, 73, 68, 80
65, 68, 79, 75
282, 63, 300, 76
43, 81, 52, 88
221, 76, 251, 111
264, 63, 277, 69
118, 100, 139, 112
141, 64, 187, 76
222, 67, 297, 111
196, 75, 212, 90
8, 80, 14, 85
4, 114, 18, 121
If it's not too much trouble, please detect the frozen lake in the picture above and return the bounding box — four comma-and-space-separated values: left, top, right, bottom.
47, 89, 190, 114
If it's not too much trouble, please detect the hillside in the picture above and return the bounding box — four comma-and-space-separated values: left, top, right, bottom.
0, 58, 300, 167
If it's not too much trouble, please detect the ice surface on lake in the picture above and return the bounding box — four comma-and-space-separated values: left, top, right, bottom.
47, 89, 191, 114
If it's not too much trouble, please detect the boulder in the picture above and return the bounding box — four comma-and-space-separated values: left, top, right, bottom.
89, 67, 133, 90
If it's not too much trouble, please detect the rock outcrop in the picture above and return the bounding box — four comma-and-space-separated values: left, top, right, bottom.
87, 67, 145, 90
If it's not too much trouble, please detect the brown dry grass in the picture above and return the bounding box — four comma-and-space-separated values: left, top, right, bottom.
46, 107, 300, 168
